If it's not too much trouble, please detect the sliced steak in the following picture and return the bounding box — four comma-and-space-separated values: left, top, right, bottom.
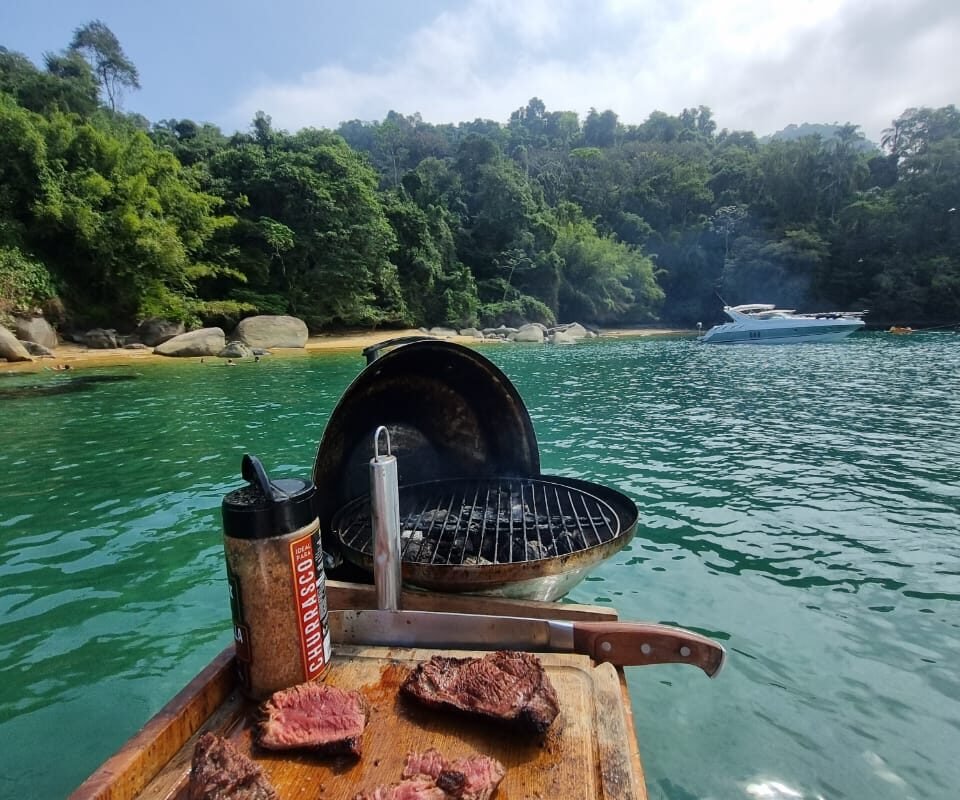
400, 650, 559, 735
402, 749, 446, 779
357, 748, 506, 800
188, 731, 277, 800
354, 779, 447, 800
257, 681, 369, 756
403, 748, 506, 800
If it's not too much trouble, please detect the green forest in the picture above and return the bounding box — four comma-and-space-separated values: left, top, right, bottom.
2, 21, 959, 334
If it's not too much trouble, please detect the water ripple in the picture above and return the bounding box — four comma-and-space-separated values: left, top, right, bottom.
2, 339, 959, 797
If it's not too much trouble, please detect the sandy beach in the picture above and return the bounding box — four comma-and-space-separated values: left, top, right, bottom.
1, 326, 691, 374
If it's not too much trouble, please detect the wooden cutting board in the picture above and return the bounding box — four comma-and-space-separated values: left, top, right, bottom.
135, 644, 641, 800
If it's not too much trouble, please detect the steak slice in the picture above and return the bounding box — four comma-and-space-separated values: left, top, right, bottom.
400, 650, 559, 735
257, 681, 369, 756
354, 779, 447, 800
188, 732, 277, 800
403, 748, 506, 800
356, 748, 506, 800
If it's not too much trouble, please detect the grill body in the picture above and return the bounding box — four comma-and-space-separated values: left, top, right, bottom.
331, 476, 636, 600
313, 339, 638, 600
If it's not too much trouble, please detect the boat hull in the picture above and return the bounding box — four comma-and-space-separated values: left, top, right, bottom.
700, 322, 864, 345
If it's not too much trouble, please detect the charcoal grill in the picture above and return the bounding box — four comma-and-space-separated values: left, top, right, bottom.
314, 338, 637, 601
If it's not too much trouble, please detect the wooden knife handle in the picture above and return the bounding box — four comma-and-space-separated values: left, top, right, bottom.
571, 622, 726, 677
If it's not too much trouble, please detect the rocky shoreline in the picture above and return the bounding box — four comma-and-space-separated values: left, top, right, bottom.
0, 314, 690, 373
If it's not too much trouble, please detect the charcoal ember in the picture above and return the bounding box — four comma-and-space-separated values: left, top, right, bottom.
400, 650, 559, 735
188, 732, 277, 800
555, 531, 580, 555
419, 509, 450, 525
524, 540, 548, 561
461, 555, 493, 566
403, 748, 506, 800
257, 682, 368, 756
402, 535, 430, 562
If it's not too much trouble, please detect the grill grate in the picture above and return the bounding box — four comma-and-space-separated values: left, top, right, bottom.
335, 477, 621, 565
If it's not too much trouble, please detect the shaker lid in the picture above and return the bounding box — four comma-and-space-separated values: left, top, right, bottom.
222, 454, 317, 539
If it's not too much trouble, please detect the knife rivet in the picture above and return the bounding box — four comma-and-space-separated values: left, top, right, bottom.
680, 646, 691, 657
640, 643, 652, 655
601, 641, 612, 653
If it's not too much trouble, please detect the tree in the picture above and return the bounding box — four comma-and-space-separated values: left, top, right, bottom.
0, 47, 98, 117
583, 108, 619, 147
711, 205, 748, 264
820, 123, 869, 221
630, 111, 682, 143
679, 106, 717, 140
0, 94, 234, 325
881, 106, 960, 161
68, 20, 140, 111
206, 124, 407, 328
382, 191, 478, 327
508, 97, 549, 150
554, 203, 663, 323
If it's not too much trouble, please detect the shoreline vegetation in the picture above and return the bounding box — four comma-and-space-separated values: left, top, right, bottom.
3, 22, 960, 345
0, 327, 691, 374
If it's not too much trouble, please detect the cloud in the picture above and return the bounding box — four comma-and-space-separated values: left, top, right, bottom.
225, 0, 960, 142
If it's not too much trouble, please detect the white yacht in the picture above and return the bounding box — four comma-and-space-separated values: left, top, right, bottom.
699, 304, 866, 344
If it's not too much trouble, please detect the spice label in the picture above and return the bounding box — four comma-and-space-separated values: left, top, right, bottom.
312, 531, 333, 665
289, 529, 331, 680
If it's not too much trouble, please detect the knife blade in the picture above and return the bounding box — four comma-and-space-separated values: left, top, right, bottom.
328, 609, 725, 677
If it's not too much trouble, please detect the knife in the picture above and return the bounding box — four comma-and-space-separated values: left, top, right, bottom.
328, 609, 725, 677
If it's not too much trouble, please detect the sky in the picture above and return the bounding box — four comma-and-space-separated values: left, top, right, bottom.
3, 0, 959, 143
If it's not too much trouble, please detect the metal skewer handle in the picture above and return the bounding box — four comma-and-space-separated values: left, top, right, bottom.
370, 426, 402, 610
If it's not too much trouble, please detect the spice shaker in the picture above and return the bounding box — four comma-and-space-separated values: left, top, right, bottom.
221, 454, 332, 699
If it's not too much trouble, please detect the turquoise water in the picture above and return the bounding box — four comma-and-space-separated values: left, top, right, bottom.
1, 334, 958, 799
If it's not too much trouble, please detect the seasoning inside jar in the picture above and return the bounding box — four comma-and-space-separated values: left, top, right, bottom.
221, 454, 332, 699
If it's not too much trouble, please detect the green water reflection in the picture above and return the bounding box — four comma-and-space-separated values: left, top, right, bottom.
1, 334, 958, 799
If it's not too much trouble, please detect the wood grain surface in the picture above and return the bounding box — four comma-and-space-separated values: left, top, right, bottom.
149, 646, 640, 800
70, 583, 647, 800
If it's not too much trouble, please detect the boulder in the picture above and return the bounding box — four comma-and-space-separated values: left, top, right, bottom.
235, 315, 308, 349
85, 328, 121, 349
550, 329, 580, 345
218, 341, 254, 359
13, 316, 57, 349
458, 327, 485, 339
136, 318, 185, 347
427, 326, 458, 338
554, 322, 589, 340
511, 324, 545, 343
20, 340, 55, 357
155, 327, 226, 357
483, 325, 519, 337
0, 325, 33, 362
123, 342, 150, 350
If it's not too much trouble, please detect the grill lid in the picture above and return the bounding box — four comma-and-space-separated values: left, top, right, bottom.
313, 339, 540, 555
